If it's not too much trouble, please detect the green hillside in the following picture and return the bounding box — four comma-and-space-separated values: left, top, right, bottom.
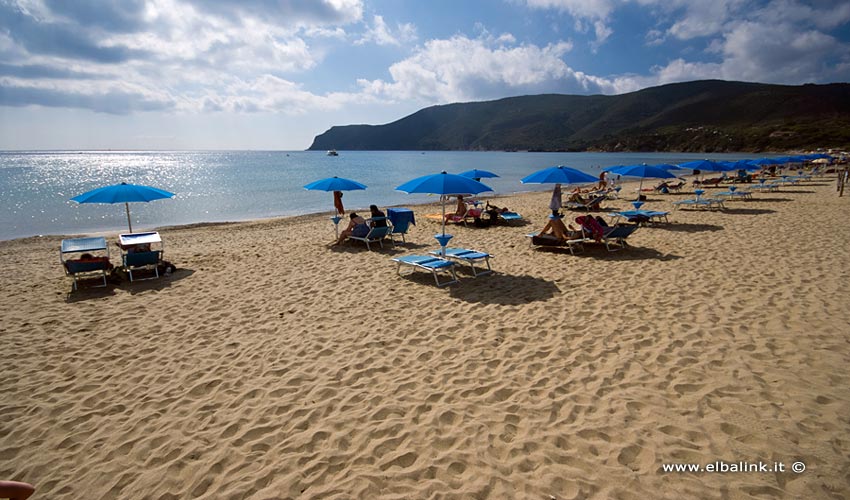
308, 80, 850, 152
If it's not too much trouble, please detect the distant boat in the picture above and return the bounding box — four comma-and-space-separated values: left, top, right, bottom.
327, 149, 339, 156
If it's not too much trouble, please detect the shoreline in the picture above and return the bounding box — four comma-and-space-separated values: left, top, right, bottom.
0, 186, 553, 245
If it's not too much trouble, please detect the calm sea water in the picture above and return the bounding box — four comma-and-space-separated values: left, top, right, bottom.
0, 150, 765, 241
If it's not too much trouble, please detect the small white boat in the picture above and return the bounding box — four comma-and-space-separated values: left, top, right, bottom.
327, 149, 339, 156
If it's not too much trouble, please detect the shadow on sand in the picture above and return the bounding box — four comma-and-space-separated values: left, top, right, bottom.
721, 207, 777, 215
650, 222, 724, 233
65, 268, 195, 302
447, 273, 560, 304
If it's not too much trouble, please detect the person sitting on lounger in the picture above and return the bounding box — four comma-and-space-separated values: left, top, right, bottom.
539, 214, 581, 242
576, 215, 606, 241
568, 186, 588, 204
445, 195, 467, 222
369, 205, 387, 227
334, 212, 369, 245
484, 201, 513, 219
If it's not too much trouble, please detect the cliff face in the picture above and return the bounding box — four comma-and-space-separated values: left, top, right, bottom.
308, 80, 850, 152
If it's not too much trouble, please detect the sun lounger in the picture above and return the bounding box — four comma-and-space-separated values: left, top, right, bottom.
60, 236, 112, 290
348, 219, 392, 250
597, 224, 639, 251
750, 181, 780, 192
611, 209, 669, 225
576, 216, 640, 252
428, 248, 492, 276
497, 211, 524, 223
563, 194, 606, 211
672, 198, 725, 210
392, 255, 458, 287
716, 189, 753, 200
526, 232, 588, 255
118, 232, 164, 281
123, 251, 162, 281
693, 177, 723, 187
672, 190, 725, 210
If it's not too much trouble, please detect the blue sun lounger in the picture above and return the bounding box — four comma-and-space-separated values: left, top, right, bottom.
348, 218, 392, 250
498, 211, 524, 222
428, 248, 492, 277
611, 209, 670, 225
598, 224, 639, 251
61, 236, 111, 290
392, 255, 458, 287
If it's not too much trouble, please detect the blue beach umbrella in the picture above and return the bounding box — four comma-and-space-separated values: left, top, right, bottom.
678, 159, 724, 172
521, 166, 598, 215
458, 169, 500, 182
303, 176, 367, 192
396, 171, 492, 254
715, 160, 755, 172
605, 164, 676, 198
304, 176, 367, 237
652, 163, 682, 171
71, 182, 175, 233
747, 158, 783, 166
520, 165, 597, 185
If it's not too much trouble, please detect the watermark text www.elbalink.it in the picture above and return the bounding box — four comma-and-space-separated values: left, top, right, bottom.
661, 460, 806, 474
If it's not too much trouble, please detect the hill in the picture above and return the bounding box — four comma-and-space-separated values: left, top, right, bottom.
308, 80, 850, 152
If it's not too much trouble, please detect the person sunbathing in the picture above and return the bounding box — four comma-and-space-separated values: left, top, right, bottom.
539, 215, 581, 242
568, 189, 588, 204
333, 212, 369, 246
445, 195, 467, 221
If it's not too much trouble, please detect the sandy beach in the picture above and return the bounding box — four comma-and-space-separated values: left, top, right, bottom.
2, 175, 849, 499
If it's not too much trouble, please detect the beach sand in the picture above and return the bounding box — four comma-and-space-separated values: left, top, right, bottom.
2, 175, 849, 499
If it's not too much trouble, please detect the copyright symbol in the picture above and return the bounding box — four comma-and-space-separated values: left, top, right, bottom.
792, 461, 805, 473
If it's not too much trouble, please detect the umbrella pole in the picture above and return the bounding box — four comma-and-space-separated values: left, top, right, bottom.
441, 196, 446, 237
433, 196, 453, 257
125, 202, 133, 233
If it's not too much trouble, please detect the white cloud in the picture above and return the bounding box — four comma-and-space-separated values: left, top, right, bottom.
0, 0, 367, 114
524, 0, 616, 20
645, 29, 665, 46
201, 74, 363, 114
357, 34, 616, 103
664, 0, 746, 40
611, 18, 849, 92
523, 0, 616, 48
355, 15, 417, 46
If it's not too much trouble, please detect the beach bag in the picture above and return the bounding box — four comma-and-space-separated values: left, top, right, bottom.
473, 217, 491, 228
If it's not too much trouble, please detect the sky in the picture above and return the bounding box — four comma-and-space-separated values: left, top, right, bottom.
1, 0, 849, 150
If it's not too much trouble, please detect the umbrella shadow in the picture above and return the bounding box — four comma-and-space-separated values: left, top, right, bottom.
64, 283, 118, 302
570, 245, 683, 261
326, 243, 406, 255
651, 222, 724, 233
773, 189, 816, 194
447, 273, 560, 304
721, 207, 777, 215
122, 268, 195, 295
749, 197, 794, 203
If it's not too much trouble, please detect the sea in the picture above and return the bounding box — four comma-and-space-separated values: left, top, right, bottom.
0, 150, 772, 241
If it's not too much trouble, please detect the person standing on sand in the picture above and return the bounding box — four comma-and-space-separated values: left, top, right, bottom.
598, 170, 608, 190
549, 183, 562, 216
333, 191, 344, 216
